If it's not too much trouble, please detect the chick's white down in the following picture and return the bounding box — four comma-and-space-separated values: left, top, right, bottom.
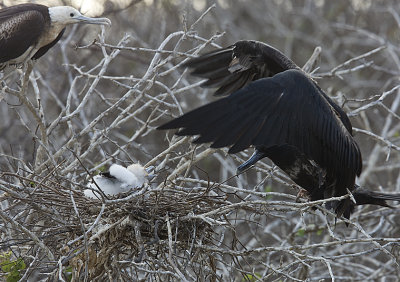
85, 164, 148, 199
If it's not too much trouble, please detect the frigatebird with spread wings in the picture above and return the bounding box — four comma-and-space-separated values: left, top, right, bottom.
158, 40, 400, 220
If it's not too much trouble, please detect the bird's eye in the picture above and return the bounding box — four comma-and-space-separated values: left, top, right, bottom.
70, 13, 74, 17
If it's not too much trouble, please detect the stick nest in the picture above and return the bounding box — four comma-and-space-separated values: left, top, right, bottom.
1, 170, 223, 280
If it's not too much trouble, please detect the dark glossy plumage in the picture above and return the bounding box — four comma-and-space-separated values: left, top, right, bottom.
158, 40, 400, 220
0, 4, 52, 64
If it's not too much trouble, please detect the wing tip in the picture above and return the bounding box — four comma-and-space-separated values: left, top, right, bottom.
156, 121, 179, 131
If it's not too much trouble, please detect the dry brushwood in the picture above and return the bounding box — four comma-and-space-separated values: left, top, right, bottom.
1, 168, 223, 280
1, 1, 400, 281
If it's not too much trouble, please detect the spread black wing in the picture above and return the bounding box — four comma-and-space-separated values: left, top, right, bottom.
0, 4, 48, 63
158, 69, 362, 180
184, 40, 299, 96
185, 40, 354, 135
158, 40, 400, 220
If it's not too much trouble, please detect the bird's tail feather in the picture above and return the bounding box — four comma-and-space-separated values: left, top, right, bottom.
352, 188, 400, 207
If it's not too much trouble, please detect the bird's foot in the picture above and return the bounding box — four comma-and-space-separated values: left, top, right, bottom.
296, 188, 310, 202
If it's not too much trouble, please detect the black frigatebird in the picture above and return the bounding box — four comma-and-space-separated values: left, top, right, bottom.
158, 40, 400, 220
0, 3, 111, 69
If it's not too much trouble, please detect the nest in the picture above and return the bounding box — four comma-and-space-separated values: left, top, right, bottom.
0, 170, 223, 281
2, 158, 400, 281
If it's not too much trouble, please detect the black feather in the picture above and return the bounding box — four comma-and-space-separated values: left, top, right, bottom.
158, 40, 397, 221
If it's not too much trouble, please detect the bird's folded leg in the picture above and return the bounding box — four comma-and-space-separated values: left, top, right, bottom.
19, 61, 33, 95
236, 149, 267, 174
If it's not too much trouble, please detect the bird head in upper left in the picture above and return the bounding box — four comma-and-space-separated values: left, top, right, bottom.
48, 6, 111, 26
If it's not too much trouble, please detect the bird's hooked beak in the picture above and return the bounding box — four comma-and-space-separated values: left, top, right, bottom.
75, 15, 111, 26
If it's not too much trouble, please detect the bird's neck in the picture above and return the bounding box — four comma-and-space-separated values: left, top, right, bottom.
40, 23, 66, 47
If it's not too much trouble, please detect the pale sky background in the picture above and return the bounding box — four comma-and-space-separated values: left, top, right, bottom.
3, 0, 137, 16
2, 0, 374, 17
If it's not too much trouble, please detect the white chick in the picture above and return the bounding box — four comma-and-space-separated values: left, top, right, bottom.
85, 163, 149, 199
